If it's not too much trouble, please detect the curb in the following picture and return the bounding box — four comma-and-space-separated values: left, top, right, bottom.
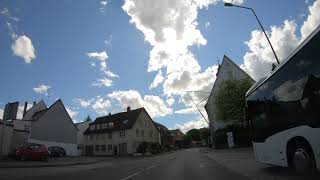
0, 159, 104, 169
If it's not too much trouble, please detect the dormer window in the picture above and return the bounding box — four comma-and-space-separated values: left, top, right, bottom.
108, 122, 114, 128
90, 125, 95, 130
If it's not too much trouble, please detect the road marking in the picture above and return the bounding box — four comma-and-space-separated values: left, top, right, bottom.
121, 172, 140, 180
145, 164, 157, 170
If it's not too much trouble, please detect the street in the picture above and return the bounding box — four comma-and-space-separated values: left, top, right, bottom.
1, 148, 250, 180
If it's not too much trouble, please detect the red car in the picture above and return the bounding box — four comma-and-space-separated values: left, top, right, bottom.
15, 143, 49, 161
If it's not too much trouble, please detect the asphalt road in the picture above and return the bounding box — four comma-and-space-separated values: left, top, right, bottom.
0, 148, 250, 180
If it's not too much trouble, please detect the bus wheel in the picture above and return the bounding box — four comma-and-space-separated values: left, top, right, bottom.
290, 141, 316, 174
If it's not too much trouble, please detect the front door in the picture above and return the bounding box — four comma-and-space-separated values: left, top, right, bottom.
113, 145, 118, 156
119, 143, 128, 156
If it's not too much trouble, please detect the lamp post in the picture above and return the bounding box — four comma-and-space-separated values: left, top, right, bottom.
224, 2, 280, 65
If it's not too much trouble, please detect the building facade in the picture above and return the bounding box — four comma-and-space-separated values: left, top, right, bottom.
154, 122, 174, 148
76, 116, 91, 155
83, 107, 160, 156
3, 99, 79, 156
205, 55, 255, 145
170, 129, 185, 148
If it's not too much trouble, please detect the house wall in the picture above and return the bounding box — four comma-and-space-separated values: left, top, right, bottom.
84, 110, 160, 156
28, 139, 78, 156
10, 130, 29, 152
12, 120, 31, 131
206, 56, 254, 131
76, 121, 90, 155
0, 121, 13, 156
22, 101, 47, 120
29, 101, 78, 156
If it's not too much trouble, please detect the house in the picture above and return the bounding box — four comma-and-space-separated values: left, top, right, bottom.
3, 99, 79, 156
83, 107, 160, 156
154, 122, 174, 148
0, 120, 14, 157
75, 116, 92, 155
170, 129, 185, 148
204, 55, 255, 144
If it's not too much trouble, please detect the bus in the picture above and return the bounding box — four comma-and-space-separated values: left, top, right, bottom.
245, 24, 320, 173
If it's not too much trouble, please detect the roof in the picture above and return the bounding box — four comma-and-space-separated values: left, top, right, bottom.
83, 108, 146, 134
170, 129, 185, 136
154, 122, 173, 136
205, 55, 255, 109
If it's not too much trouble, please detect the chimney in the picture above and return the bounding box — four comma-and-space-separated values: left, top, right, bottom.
33, 101, 37, 106
108, 112, 111, 116
23, 102, 28, 118
127, 106, 131, 112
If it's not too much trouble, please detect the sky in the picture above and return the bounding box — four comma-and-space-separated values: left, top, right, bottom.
0, 0, 319, 132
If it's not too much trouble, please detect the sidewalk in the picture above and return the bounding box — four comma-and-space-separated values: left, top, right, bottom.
203, 147, 319, 180
0, 156, 103, 168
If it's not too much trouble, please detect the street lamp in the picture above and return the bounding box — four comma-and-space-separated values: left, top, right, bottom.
224, 2, 280, 65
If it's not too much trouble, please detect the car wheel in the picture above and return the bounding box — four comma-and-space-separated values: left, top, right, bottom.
41, 155, 48, 161
290, 141, 316, 174
20, 155, 26, 161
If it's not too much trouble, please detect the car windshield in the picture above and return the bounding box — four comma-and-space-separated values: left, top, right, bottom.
1, 0, 320, 179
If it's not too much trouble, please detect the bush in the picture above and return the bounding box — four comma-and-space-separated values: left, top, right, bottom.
213, 124, 252, 148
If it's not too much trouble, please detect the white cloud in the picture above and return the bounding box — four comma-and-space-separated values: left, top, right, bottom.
91, 97, 111, 114
123, 0, 220, 112
223, 0, 244, 5
86, 51, 118, 87
300, 0, 320, 40
75, 98, 92, 108
86, 51, 108, 62
166, 98, 175, 106
66, 107, 78, 120
0, 8, 19, 22
205, 21, 210, 28
100, 0, 109, 12
174, 116, 208, 133
11, 35, 36, 63
149, 70, 164, 89
104, 70, 119, 78
33, 84, 51, 95
108, 90, 173, 118
175, 107, 197, 114
92, 78, 113, 87
241, 0, 320, 81
241, 20, 299, 80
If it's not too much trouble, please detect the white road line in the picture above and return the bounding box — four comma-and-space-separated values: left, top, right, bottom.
121, 172, 140, 180
145, 164, 157, 170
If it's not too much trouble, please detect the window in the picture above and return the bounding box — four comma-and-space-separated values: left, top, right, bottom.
122, 119, 128, 124
90, 125, 95, 130
89, 135, 93, 140
136, 129, 140, 137
141, 130, 144, 137
97, 124, 101, 130
95, 145, 100, 152
101, 145, 106, 152
107, 144, 112, 151
109, 122, 114, 128
108, 133, 112, 139
24, 125, 30, 131
120, 130, 126, 137
96, 134, 100, 140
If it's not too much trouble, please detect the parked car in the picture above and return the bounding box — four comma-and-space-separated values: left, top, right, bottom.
48, 146, 66, 157
15, 143, 49, 161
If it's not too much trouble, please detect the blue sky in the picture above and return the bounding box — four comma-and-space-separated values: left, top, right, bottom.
0, 0, 319, 132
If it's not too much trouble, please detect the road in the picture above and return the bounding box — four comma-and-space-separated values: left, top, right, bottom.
1, 148, 250, 180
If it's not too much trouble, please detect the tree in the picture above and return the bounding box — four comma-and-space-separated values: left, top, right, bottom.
186, 129, 201, 141
199, 128, 211, 140
214, 78, 253, 123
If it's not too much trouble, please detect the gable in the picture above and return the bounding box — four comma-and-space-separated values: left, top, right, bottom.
23, 101, 47, 120
205, 55, 254, 108
29, 100, 77, 144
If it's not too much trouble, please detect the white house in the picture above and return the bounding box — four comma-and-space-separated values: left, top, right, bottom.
9, 99, 79, 156
83, 107, 160, 156
75, 116, 91, 155
205, 55, 255, 141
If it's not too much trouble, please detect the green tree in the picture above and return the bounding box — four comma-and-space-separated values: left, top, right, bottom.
199, 128, 211, 140
214, 78, 253, 123
186, 129, 201, 141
